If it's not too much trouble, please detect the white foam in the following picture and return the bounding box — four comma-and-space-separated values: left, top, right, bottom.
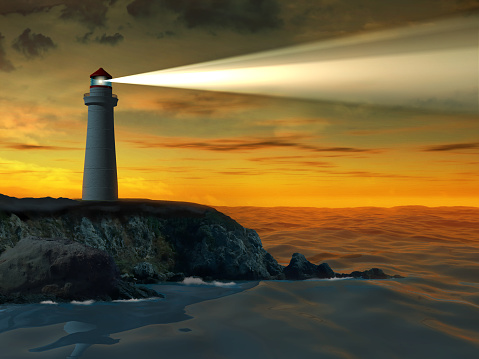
211, 280, 236, 287
327, 277, 354, 281
112, 297, 162, 303
71, 300, 95, 305
40, 300, 58, 305
182, 277, 236, 287
305, 277, 354, 281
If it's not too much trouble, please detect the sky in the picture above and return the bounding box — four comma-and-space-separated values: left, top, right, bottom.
0, 0, 478, 207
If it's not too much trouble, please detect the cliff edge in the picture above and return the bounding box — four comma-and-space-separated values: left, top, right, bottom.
0, 195, 283, 283
0, 195, 401, 303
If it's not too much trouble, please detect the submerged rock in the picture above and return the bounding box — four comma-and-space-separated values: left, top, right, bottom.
283, 252, 403, 280
116, 280, 160, 300
343, 268, 403, 279
283, 253, 335, 280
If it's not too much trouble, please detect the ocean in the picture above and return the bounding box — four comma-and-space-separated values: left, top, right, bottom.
1, 206, 478, 359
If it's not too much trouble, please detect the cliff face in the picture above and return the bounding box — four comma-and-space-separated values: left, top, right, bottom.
0, 196, 284, 281
0, 237, 119, 300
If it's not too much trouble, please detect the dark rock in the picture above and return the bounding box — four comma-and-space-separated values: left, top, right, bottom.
133, 262, 158, 283
363, 268, 388, 279
0, 237, 119, 301
317, 263, 335, 278
167, 219, 284, 280
0, 237, 161, 303
166, 272, 185, 282
282, 253, 403, 280
340, 267, 404, 279
0, 197, 285, 281
264, 252, 285, 279
0, 196, 403, 287
116, 280, 163, 300
283, 253, 335, 280
283, 253, 319, 280
120, 272, 136, 282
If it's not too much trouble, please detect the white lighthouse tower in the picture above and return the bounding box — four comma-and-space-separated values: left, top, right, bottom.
82, 68, 118, 201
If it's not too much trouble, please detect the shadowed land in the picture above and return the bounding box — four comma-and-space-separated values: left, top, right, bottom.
0, 194, 401, 304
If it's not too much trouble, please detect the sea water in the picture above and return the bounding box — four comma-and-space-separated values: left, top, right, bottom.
1, 206, 478, 359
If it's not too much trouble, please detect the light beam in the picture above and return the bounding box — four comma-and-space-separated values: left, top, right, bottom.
110, 15, 478, 112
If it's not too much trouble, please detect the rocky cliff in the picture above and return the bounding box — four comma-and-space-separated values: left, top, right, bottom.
0, 195, 402, 303
0, 236, 159, 303
0, 195, 283, 282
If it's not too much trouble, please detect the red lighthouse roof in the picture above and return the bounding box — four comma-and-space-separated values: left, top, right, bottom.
90, 67, 112, 79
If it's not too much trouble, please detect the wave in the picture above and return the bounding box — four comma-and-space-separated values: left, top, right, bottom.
40, 300, 58, 305
70, 300, 95, 305
182, 276, 237, 287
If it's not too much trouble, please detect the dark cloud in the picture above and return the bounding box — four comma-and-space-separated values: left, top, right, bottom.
423, 142, 479, 152
77, 31, 94, 44
126, 0, 153, 17
157, 99, 224, 117
0, 33, 15, 72
95, 33, 124, 45
76, 32, 124, 46
11, 28, 56, 59
158, 138, 298, 152
289, 0, 479, 38
454, 171, 479, 177
152, 91, 267, 118
214, 166, 423, 179
217, 170, 260, 176
249, 156, 335, 168
409, 94, 477, 113
127, 0, 283, 33
4, 143, 80, 150
436, 160, 479, 165
319, 170, 423, 179
454, 0, 479, 11
60, 0, 117, 29
126, 135, 376, 154
0, 1, 62, 15
120, 165, 191, 173
312, 147, 369, 153
0, 1, 116, 28
156, 30, 176, 39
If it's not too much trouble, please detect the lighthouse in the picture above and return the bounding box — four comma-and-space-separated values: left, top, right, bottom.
82, 68, 118, 201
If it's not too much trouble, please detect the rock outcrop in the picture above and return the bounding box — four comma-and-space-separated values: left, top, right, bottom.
167, 219, 284, 280
341, 268, 403, 279
0, 196, 284, 283
0, 237, 160, 303
283, 252, 403, 280
283, 253, 335, 280
0, 195, 403, 303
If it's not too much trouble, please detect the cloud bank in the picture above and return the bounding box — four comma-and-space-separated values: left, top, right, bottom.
12, 29, 56, 58
127, 0, 283, 32
0, 33, 14, 72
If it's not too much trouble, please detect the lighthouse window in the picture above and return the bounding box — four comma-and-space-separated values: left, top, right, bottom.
91, 76, 112, 87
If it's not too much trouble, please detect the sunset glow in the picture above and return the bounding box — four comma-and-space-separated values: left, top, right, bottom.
0, 1, 477, 207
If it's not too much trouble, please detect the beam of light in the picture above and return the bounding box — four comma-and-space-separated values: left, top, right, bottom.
110, 15, 478, 112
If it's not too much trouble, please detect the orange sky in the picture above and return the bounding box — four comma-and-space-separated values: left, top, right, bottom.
0, 0, 478, 207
